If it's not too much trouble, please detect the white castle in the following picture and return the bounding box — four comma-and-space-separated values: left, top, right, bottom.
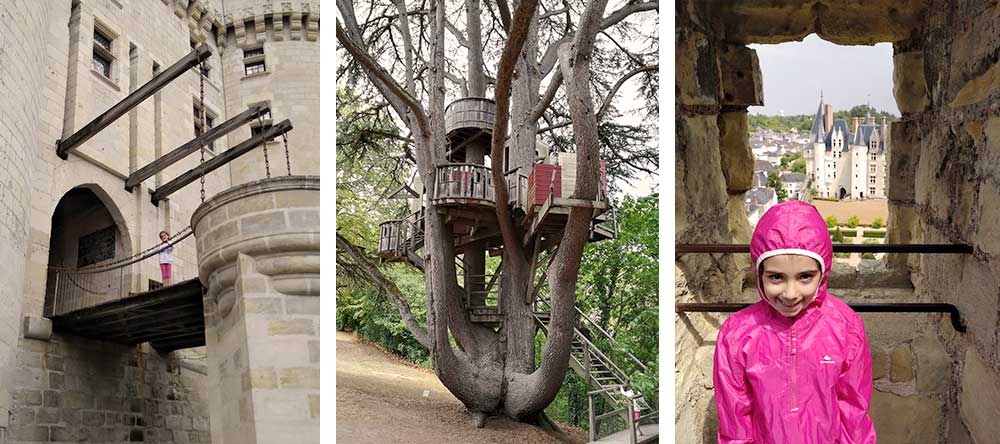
805, 96, 889, 200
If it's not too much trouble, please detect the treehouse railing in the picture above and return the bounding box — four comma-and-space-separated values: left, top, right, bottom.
506, 169, 529, 211
376, 211, 424, 257
535, 294, 648, 374
433, 163, 495, 205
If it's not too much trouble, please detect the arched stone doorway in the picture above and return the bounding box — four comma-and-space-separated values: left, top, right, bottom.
839, 187, 848, 200
44, 186, 132, 316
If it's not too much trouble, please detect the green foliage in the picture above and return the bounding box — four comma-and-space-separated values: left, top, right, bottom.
749, 106, 898, 135
749, 114, 814, 133
863, 238, 880, 245
863, 230, 887, 238
545, 194, 659, 428
861, 253, 877, 260
871, 217, 883, 229
834, 252, 851, 258
831, 228, 845, 243
790, 158, 807, 173
825, 216, 838, 228
766, 173, 788, 201
832, 105, 899, 123
847, 216, 860, 228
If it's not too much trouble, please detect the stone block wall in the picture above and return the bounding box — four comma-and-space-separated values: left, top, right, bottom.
0, 0, 50, 435
9, 335, 209, 444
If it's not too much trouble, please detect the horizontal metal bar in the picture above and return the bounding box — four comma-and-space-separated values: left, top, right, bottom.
676, 302, 967, 332
57, 44, 212, 159
676, 243, 973, 254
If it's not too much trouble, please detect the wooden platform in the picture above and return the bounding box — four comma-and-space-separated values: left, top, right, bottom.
590, 423, 659, 444
50, 278, 206, 352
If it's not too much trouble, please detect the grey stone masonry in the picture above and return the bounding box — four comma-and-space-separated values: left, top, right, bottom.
9, 335, 209, 443
192, 176, 319, 444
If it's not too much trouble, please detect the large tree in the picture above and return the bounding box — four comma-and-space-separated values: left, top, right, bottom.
336, 0, 657, 425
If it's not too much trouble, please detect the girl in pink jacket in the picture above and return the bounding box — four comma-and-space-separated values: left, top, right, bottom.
714, 200, 876, 443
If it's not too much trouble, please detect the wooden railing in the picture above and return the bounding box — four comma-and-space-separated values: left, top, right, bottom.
433, 163, 495, 205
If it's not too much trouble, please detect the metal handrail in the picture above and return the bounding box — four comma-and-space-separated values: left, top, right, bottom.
676, 302, 967, 332
676, 243, 973, 255
533, 310, 631, 386
536, 292, 648, 374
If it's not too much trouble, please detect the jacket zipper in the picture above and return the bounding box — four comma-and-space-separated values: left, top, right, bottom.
790, 323, 799, 412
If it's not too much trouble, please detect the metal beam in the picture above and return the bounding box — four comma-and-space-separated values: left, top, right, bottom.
56, 44, 213, 159
125, 103, 270, 191
150, 119, 292, 204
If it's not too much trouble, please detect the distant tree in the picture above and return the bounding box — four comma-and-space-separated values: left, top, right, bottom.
791, 158, 807, 173
767, 173, 787, 201
871, 217, 884, 229
847, 216, 860, 228
831, 228, 845, 243
825, 216, 838, 228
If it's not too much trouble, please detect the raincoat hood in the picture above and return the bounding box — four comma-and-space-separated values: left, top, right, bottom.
750, 200, 833, 311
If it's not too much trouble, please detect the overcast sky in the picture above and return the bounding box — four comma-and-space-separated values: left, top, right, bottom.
748, 34, 899, 117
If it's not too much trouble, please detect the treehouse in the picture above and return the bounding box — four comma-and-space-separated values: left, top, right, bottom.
376, 97, 617, 321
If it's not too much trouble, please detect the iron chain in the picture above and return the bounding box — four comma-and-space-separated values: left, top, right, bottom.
282, 131, 291, 175
257, 113, 270, 178
198, 59, 207, 202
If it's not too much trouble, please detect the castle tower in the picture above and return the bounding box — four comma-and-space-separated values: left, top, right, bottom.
218, 0, 321, 185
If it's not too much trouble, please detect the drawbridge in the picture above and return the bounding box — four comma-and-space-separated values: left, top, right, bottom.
45, 44, 296, 352
46, 228, 206, 352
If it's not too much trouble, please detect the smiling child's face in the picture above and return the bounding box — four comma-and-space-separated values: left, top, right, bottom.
160, 232, 169, 242
760, 254, 822, 318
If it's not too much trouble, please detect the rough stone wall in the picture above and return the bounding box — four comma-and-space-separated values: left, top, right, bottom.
217, 1, 321, 186
9, 334, 209, 443
893, 2, 1000, 442
676, 1, 998, 443
0, 0, 49, 435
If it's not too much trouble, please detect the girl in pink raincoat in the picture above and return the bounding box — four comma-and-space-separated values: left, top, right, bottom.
713, 200, 876, 443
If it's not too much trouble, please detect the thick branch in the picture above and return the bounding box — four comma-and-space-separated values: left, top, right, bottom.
505, 0, 610, 418
492, 0, 512, 31
445, 19, 470, 47
489, 0, 541, 254
335, 232, 434, 350
529, 70, 563, 122
337, 21, 430, 135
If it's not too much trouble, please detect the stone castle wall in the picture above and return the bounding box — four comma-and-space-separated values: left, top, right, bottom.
0, 0, 51, 436
0, 0, 320, 441
676, 1, 999, 442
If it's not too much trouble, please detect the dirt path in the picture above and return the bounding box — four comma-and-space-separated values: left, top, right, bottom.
336, 331, 587, 444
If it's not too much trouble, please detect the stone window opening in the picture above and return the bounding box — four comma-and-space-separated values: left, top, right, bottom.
92, 22, 116, 80
193, 99, 217, 152
249, 104, 275, 141
243, 46, 266, 76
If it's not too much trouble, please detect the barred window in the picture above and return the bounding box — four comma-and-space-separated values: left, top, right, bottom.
193, 101, 216, 151
244, 48, 265, 58
245, 60, 266, 75
92, 26, 115, 80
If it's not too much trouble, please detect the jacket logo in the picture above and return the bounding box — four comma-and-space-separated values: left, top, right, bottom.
820, 355, 835, 365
